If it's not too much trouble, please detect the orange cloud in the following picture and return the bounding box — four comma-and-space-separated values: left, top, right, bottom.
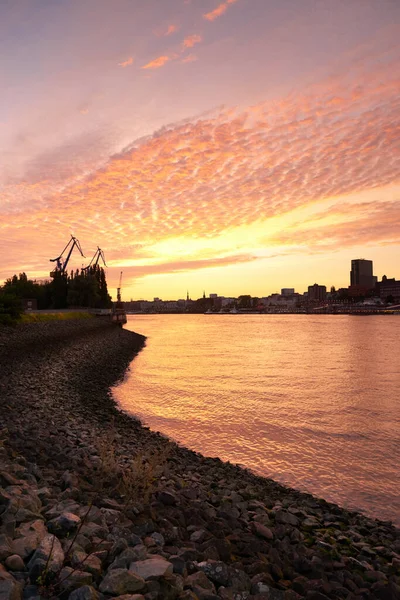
269, 201, 400, 251
118, 56, 134, 67
111, 254, 259, 278
204, 0, 238, 21
182, 34, 202, 49
1, 55, 399, 285
181, 54, 198, 64
141, 55, 170, 69
154, 24, 179, 37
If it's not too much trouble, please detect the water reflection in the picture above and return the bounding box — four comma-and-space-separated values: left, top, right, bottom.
114, 315, 400, 524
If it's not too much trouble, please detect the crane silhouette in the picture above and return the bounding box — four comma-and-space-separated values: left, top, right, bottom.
83, 247, 106, 270
50, 235, 85, 276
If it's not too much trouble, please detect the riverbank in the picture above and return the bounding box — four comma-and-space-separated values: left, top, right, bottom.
0, 321, 399, 600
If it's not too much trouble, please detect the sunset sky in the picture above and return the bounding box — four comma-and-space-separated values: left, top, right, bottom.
1, 0, 399, 300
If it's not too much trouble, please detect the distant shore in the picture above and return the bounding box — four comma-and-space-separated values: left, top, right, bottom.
1, 319, 399, 600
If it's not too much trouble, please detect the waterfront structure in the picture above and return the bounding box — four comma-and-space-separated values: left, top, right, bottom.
377, 276, 400, 302
350, 259, 377, 289
308, 283, 327, 302
281, 288, 295, 296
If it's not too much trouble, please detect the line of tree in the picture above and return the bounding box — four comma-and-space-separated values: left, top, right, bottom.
0, 266, 112, 324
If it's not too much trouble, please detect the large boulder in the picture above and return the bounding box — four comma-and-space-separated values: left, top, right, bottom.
99, 569, 145, 595
129, 558, 173, 580
27, 534, 64, 582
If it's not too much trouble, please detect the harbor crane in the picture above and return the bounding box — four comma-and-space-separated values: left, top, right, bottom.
112, 270, 127, 325
117, 271, 123, 303
49, 235, 85, 277
83, 247, 106, 271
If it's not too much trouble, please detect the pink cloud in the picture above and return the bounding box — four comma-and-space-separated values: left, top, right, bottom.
181, 54, 198, 64
1, 56, 399, 282
141, 55, 170, 69
182, 34, 202, 49
118, 56, 134, 67
154, 24, 179, 37
204, 0, 238, 21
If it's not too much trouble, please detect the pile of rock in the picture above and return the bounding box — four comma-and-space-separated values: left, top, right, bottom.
0, 321, 399, 599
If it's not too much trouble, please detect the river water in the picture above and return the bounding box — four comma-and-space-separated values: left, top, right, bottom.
114, 314, 400, 525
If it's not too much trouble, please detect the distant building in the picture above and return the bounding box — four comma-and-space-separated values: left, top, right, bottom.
281, 288, 295, 296
307, 284, 327, 302
209, 293, 218, 299
350, 259, 377, 289
23, 299, 37, 311
377, 276, 400, 302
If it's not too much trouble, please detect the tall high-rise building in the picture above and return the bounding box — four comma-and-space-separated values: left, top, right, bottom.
350, 259, 376, 288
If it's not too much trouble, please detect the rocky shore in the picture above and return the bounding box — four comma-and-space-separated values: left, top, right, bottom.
1, 319, 399, 600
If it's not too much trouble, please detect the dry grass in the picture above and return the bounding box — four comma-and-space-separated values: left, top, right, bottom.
21, 312, 93, 323
94, 427, 172, 506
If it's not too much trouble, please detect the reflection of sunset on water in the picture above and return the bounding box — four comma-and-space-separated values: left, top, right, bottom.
1, 1, 400, 299
114, 315, 400, 525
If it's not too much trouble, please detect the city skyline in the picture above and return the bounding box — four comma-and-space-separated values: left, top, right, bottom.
1, 0, 399, 299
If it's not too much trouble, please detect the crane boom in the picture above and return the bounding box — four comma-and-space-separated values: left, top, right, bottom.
83, 247, 106, 270
50, 235, 85, 276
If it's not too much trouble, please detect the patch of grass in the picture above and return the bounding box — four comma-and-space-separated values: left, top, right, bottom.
21, 312, 93, 323
94, 428, 172, 507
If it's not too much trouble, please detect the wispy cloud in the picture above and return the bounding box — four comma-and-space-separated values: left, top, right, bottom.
118, 56, 134, 67
181, 54, 198, 64
204, 0, 238, 22
182, 34, 202, 49
110, 253, 259, 276
154, 24, 179, 37
141, 55, 170, 70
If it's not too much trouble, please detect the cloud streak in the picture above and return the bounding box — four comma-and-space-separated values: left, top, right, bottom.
182, 34, 202, 49
204, 0, 238, 21
154, 24, 179, 37
118, 56, 134, 67
141, 55, 170, 69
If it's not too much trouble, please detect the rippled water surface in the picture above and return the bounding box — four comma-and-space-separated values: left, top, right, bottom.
114, 315, 400, 524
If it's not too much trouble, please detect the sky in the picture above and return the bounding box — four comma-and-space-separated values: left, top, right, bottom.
0, 0, 399, 301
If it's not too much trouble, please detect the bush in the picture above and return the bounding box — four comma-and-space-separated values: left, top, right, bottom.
0, 292, 23, 326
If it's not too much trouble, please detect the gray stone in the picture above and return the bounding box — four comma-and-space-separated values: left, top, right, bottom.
0, 580, 22, 600
58, 568, 93, 592
157, 491, 178, 506
12, 521, 48, 560
0, 536, 13, 562
71, 551, 102, 577
185, 571, 215, 591
190, 530, 207, 544
129, 557, 173, 580
178, 592, 198, 600
68, 585, 100, 600
150, 532, 164, 546
27, 534, 64, 581
109, 547, 148, 570
196, 561, 230, 587
99, 568, 145, 595
251, 522, 274, 540
169, 555, 186, 575
274, 511, 299, 526
112, 596, 145, 600
4, 556, 25, 572
47, 512, 81, 535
